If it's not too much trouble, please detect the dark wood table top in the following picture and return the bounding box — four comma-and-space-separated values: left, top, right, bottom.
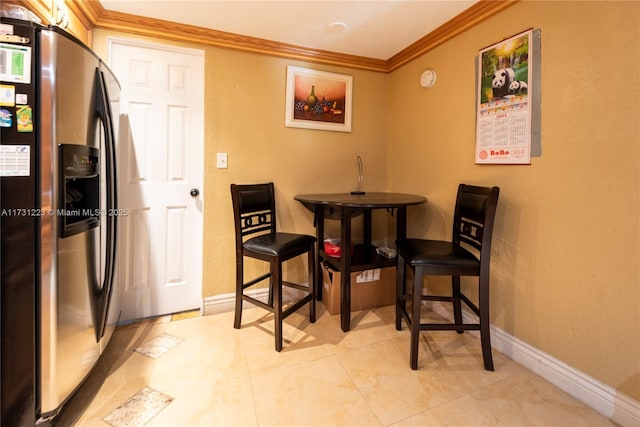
294, 192, 426, 209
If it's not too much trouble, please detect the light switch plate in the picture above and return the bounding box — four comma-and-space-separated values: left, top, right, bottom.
216, 152, 228, 169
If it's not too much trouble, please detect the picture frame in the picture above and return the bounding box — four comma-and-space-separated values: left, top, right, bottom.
285, 65, 352, 132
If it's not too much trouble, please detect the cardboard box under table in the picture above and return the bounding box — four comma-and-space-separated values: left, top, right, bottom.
321, 263, 396, 315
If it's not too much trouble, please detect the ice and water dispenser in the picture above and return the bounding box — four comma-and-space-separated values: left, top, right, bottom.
58, 144, 100, 238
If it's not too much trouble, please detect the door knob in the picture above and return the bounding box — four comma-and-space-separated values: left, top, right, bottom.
190, 188, 200, 197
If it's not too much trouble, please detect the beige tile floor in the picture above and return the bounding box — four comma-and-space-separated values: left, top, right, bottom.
54, 303, 616, 426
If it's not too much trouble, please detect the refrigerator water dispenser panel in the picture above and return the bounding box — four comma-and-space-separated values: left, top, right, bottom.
59, 143, 99, 237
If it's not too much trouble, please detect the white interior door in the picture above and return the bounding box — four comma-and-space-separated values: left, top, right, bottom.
109, 38, 204, 321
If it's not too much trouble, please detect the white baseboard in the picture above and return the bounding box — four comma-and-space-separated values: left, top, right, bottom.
491, 324, 639, 426
203, 287, 300, 316
204, 293, 638, 426
203, 288, 270, 315
428, 302, 639, 427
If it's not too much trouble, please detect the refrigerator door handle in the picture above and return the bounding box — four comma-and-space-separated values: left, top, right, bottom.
98, 68, 118, 290
90, 67, 117, 341
100, 67, 119, 335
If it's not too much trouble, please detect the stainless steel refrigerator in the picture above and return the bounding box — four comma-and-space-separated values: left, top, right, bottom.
1, 16, 121, 425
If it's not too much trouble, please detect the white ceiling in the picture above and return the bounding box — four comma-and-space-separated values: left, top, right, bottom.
99, 0, 478, 60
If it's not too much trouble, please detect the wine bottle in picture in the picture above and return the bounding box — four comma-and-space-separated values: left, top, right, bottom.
306, 85, 317, 107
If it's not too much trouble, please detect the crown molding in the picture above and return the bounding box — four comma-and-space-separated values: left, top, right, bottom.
27, 0, 517, 73
387, 0, 518, 71
71, 0, 389, 71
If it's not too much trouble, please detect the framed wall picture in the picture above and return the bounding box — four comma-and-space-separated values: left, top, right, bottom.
285, 65, 352, 132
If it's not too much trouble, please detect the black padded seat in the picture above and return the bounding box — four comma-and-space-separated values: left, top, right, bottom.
244, 233, 316, 258
397, 240, 480, 272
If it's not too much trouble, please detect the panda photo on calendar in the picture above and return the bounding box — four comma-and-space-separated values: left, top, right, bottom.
478, 32, 530, 103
